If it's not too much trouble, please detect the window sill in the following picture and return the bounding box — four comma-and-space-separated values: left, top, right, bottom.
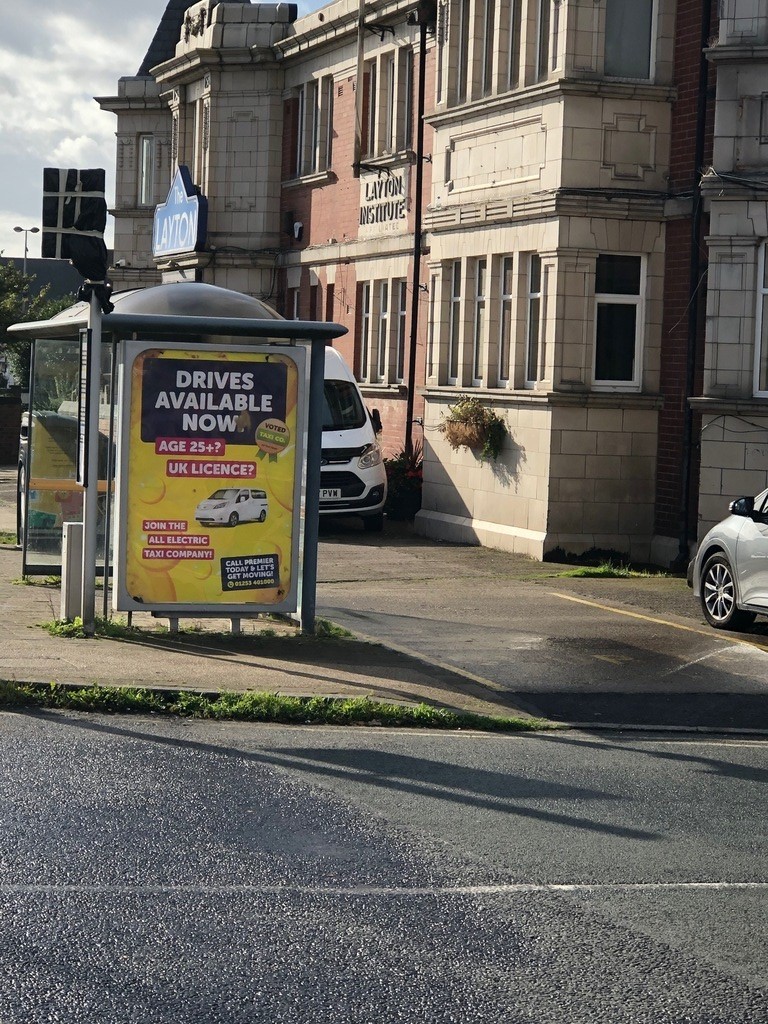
422, 385, 662, 409
356, 150, 416, 172
282, 169, 335, 190
358, 382, 407, 395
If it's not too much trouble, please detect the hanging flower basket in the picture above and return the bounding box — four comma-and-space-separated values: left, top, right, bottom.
441, 419, 487, 452
439, 396, 508, 461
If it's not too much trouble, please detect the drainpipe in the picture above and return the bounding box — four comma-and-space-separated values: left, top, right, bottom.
675, 0, 713, 570
404, 1, 435, 459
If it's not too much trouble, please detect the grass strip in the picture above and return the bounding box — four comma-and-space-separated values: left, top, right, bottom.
0, 680, 554, 732
40, 616, 354, 641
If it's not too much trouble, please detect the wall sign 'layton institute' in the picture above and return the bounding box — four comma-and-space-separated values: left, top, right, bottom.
359, 170, 408, 231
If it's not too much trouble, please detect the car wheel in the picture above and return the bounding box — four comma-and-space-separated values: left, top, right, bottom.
228, 511, 239, 527
700, 552, 756, 630
258, 510, 266, 522
362, 512, 384, 533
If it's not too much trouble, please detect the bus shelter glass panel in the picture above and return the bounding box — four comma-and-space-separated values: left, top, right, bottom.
22, 337, 113, 574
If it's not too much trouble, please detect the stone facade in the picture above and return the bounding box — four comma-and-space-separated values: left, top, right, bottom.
696, 0, 768, 536
99, 0, 731, 565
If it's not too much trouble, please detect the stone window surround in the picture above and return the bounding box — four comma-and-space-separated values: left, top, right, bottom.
426, 249, 651, 395
592, 252, 645, 392
355, 275, 410, 386
436, 0, 664, 114
755, 240, 768, 398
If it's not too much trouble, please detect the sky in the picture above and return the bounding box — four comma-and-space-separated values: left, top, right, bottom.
0, 0, 321, 262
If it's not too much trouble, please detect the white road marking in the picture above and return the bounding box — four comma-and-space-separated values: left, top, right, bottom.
0, 882, 764, 896
550, 590, 768, 653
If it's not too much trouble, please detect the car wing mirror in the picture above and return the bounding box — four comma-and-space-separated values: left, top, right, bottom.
729, 496, 755, 517
370, 407, 382, 434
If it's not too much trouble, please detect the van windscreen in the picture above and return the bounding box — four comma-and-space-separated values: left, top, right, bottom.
322, 380, 366, 430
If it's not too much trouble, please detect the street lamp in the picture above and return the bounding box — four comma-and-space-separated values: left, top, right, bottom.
13, 225, 40, 277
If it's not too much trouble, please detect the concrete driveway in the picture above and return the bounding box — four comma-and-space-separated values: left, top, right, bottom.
316, 517, 768, 731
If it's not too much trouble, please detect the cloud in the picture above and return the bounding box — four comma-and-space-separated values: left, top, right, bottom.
0, 0, 325, 259
0, 3, 156, 257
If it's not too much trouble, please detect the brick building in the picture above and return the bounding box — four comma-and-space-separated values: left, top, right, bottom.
98, 0, 748, 566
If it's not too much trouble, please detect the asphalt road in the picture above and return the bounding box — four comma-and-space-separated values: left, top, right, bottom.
0, 711, 765, 1023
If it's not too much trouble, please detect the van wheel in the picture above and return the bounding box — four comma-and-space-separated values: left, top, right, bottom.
700, 552, 756, 630
228, 511, 239, 527
362, 512, 384, 533
258, 509, 266, 522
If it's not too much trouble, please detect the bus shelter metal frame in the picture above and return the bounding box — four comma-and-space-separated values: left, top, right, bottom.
10, 306, 346, 635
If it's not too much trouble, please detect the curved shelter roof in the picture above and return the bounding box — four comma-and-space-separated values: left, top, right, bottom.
8, 282, 346, 345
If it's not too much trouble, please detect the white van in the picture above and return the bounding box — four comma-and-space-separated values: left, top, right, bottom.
195, 487, 268, 527
321, 347, 387, 532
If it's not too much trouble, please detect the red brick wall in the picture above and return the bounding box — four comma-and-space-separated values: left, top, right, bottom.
278, 43, 434, 459
655, 0, 717, 539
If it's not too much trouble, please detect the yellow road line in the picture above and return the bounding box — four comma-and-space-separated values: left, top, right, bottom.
548, 591, 768, 654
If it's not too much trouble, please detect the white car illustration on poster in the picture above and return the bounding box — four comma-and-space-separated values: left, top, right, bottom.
194, 487, 268, 527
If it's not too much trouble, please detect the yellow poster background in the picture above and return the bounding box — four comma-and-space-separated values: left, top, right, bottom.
124, 347, 300, 607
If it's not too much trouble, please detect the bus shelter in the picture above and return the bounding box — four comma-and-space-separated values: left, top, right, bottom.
9, 281, 346, 633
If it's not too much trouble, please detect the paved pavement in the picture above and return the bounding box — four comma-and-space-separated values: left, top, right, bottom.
2, 464, 768, 731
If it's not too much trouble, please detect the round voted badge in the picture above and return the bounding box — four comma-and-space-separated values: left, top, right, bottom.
255, 418, 290, 457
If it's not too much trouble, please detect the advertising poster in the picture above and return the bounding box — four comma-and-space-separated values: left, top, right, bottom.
119, 345, 302, 610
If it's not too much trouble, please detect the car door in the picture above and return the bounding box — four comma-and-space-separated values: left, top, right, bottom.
236, 489, 254, 521
736, 489, 768, 607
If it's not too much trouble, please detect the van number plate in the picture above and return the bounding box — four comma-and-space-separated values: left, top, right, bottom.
320, 488, 341, 500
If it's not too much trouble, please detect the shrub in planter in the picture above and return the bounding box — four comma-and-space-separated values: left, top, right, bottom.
384, 440, 423, 520
440, 396, 507, 461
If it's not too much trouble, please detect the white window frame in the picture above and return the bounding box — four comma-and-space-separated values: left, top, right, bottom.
138, 135, 155, 207
525, 255, 542, 388
498, 256, 514, 385
472, 258, 487, 386
364, 60, 378, 157
604, 0, 657, 82
377, 280, 390, 381
481, 0, 497, 96
384, 54, 397, 153
396, 279, 408, 382
592, 253, 644, 391
753, 242, 768, 396
427, 275, 438, 380
359, 282, 372, 381
448, 260, 462, 384
536, 0, 552, 82
455, 0, 471, 104
506, 0, 523, 91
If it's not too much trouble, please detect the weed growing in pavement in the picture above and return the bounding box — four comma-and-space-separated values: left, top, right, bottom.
41, 616, 146, 639
0, 680, 555, 732
0, 531, 17, 545
39, 615, 354, 643
314, 618, 355, 639
13, 575, 62, 587
553, 561, 669, 579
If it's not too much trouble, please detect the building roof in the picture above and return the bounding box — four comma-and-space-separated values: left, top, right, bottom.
137, 1, 264, 75
137, 0, 203, 76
